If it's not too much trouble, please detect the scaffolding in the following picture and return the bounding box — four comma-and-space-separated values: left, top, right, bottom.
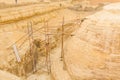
9, 17, 81, 75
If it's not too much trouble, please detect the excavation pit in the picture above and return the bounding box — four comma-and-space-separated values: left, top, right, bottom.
0, 31, 38, 77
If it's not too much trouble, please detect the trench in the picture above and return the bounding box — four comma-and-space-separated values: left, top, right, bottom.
24, 19, 80, 80
0, 2, 94, 79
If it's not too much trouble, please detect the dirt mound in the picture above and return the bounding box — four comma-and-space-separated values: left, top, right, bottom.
64, 3, 120, 80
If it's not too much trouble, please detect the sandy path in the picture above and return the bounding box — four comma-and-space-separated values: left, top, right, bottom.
50, 46, 72, 80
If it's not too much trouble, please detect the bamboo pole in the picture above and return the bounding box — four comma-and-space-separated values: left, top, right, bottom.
43, 19, 52, 74
61, 17, 64, 61
27, 22, 36, 73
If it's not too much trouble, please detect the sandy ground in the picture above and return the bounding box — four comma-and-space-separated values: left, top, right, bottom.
0, 1, 95, 79
0, 1, 120, 80
50, 46, 72, 80
0, 31, 28, 67
0, 70, 21, 80
90, 0, 120, 5
30, 9, 92, 80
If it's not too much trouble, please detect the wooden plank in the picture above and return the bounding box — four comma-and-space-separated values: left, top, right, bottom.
13, 44, 21, 62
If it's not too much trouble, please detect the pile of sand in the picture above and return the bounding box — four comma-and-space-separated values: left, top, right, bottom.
64, 3, 120, 80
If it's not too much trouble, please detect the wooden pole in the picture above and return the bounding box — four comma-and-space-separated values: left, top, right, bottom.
44, 19, 48, 67
46, 21, 51, 74
44, 19, 51, 74
13, 44, 21, 62
27, 22, 36, 73
61, 17, 64, 61
30, 22, 36, 72
44, 19, 49, 74
15, 0, 17, 4
27, 23, 32, 55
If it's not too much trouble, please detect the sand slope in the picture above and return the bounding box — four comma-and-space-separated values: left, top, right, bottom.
64, 3, 120, 80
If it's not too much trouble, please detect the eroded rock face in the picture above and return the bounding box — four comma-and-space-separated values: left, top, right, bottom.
64, 3, 120, 80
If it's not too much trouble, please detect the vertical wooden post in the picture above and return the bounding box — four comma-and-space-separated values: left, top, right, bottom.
46, 21, 51, 74
15, 0, 17, 4
44, 19, 48, 67
61, 17, 64, 61
27, 23, 31, 55
27, 22, 36, 73
44, 20, 51, 74
44, 19, 49, 74
13, 44, 21, 62
61, 17, 67, 70
31, 22, 36, 72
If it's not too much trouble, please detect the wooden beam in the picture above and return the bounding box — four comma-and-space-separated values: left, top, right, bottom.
13, 44, 21, 62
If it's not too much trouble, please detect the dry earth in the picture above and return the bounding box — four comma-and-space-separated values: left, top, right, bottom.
0, 1, 92, 80
0, 0, 120, 80
64, 3, 120, 80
